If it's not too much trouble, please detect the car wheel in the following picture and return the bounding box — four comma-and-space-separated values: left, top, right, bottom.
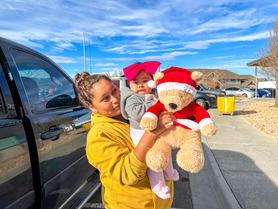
262, 94, 267, 98
196, 99, 207, 109
242, 93, 247, 97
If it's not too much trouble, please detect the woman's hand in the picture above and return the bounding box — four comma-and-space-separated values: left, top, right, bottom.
134, 111, 176, 164
151, 111, 176, 136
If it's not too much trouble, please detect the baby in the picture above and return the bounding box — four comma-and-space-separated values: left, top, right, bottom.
120, 61, 179, 199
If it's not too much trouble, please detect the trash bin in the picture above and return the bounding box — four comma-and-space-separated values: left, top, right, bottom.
217, 95, 235, 115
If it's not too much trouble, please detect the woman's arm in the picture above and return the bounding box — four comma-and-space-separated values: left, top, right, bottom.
86, 112, 175, 186
87, 128, 148, 186
134, 111, 176, 163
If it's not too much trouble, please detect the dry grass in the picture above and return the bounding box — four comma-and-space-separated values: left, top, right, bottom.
243, 100, 278, 140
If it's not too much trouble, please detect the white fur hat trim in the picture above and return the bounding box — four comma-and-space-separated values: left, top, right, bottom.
157, 82, 197, 96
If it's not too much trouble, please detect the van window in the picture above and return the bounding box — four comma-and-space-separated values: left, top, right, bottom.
12, 49, 76, 111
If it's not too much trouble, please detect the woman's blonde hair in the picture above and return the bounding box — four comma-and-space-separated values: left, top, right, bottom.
75, 72, 111, 106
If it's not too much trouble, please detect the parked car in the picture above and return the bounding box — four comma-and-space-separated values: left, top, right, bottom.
0, 37, 100, 209
250, 88, 271, 98
222, 87, 255, 98
111, 77, 217, 110
193, 91, 217, 110
197, 83, 226, 96
264, 88, 276, 98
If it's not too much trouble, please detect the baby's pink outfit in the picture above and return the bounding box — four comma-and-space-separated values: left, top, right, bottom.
130, 127, 179, 199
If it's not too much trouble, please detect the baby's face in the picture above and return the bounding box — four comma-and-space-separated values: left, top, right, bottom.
129, 70, 153, 95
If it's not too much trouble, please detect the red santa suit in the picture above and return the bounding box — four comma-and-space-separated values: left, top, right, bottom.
142, 100, 213, 131
142, 66, 214, 131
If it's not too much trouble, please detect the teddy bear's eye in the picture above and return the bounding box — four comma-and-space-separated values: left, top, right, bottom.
180, 96, 183, 98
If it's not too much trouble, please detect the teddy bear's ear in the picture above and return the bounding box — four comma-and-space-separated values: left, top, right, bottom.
154, 72, 164, 81
191, 71, 203, 84
148, 72, 164, 88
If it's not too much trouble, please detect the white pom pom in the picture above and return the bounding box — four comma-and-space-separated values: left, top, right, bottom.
148, 80, 157, 88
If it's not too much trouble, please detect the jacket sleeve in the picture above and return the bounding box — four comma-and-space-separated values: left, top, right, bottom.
191, 102, 214, 129
142, 101, 163, 120
86, 128, 148, 186
125, 95, 155, 123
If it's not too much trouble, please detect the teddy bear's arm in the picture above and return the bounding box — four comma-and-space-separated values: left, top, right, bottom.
191, 102, 217, 136
140, 102, 164, 130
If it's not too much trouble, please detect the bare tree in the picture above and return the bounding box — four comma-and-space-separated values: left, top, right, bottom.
110, 71, 124, 77
258, 16, 278, 106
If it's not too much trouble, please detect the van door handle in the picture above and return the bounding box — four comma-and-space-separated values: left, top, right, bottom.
41, 128, 63, 141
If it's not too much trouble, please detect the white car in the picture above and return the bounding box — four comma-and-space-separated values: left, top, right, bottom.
222, 87, 255, 98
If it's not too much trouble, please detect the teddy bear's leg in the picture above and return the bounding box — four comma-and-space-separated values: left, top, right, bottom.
146, 139, 172, 172
176, 129, 204, 173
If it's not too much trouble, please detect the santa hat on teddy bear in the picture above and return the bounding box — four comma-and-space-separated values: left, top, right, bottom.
148, 66, 203, 97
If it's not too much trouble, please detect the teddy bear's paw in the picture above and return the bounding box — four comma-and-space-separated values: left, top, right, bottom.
140, 117, 157, 130
201, 123, 217, 136
164, 169, 179, 181
153, 185, 171, 199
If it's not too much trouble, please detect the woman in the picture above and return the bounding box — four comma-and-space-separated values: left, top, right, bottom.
75, 72, 176, 209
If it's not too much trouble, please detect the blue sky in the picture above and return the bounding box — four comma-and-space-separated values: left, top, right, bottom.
1, 0, 278, 78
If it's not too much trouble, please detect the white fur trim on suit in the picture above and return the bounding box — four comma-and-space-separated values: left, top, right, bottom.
199, 118, 214, 129
142, 112, 158, 121
169, 119, 200, 131
175, 119, 200, 131
157, 82, 197, 96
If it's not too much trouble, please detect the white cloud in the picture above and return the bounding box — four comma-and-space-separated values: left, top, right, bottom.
189, 8, 266, 34
99, 67, 122, 72
94, 63, 118, 66
47, 56, 77, 64
106, 51, 197, 61
143, 51, 197, 60
1, 0, 278, 77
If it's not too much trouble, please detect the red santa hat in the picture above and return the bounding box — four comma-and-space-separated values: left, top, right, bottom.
148, 66, 198, 96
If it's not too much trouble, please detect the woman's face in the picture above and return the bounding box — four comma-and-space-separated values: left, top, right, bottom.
89, 79, 121, 117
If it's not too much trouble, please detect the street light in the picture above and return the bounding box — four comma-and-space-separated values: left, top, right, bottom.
71, 31, 86, 72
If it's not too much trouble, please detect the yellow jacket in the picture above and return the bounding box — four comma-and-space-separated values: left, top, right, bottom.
87, 113, 173, 209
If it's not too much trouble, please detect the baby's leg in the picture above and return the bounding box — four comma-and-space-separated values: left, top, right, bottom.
130, 127, 145, 146
147, 168, 171, 199
163, 153, 179, 181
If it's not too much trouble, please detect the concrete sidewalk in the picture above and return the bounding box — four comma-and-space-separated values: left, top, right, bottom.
190, 98, 278, 209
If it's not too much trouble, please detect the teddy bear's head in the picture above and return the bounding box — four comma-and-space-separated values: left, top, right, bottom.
148, 67, 203, 113
158, 89, 193, 112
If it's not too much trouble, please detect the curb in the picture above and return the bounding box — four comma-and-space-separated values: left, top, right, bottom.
202, 137, 242, 209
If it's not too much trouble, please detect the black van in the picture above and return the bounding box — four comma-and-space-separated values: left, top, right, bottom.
0, 37, 100, 209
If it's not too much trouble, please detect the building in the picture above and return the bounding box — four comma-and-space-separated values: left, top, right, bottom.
188, 69, 267, 89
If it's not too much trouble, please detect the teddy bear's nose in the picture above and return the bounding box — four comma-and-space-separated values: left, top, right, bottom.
169, 103, 177, 109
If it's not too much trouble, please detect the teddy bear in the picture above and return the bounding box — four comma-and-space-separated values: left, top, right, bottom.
140, 66, 217, 173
